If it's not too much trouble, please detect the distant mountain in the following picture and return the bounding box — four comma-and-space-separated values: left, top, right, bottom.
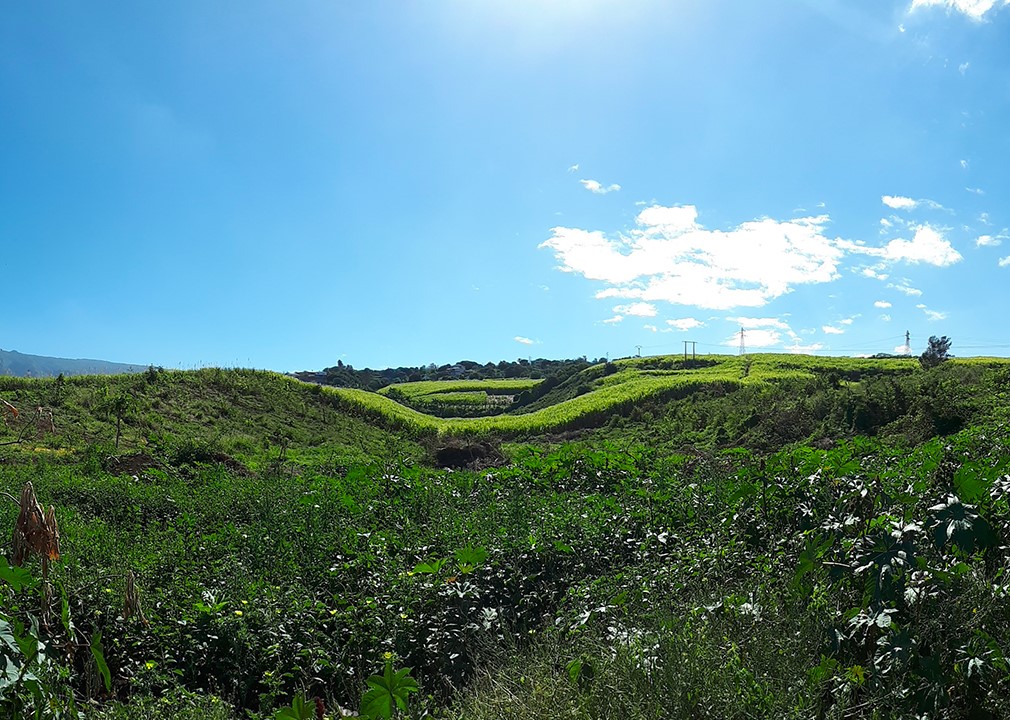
0, 349, 145, 378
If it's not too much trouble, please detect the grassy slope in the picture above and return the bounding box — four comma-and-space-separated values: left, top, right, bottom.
328, 353, 972, 438
2, 360, 1010, 719
378, 378, 541, 398
0, 368, 421, 469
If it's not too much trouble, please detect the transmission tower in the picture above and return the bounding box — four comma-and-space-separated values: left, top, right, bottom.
635, 345, 642, 357
739, 327, 746, 355
903, 330, 911, 356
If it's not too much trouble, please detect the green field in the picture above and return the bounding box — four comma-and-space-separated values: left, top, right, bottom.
1, 355, 1009, 718
329, 353, 938, 436
378, 378, 542, 399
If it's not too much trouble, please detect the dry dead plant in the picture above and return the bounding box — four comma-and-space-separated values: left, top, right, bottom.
123, 570, 149, 626
12, 481, 60, 572
1, 399, 18, 428
35, 406, 56, 438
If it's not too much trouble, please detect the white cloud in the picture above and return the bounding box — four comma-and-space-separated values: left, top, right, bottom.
514, 336, 535, 345
881, 195, 945, 212
542, 204, 962, 317
787, 341, 824, 354
727, 317, 791, 330
568, 164, 579, 173
580, 179, 621, 194
822, 325, 845, 335
910, 0, 1010, 21
980, 212, 992, 225
613, 302, 657, 317
999, 256, 1010, 267
880, 314, 892, 322
916, 304, 948, 321
895, 344, 911, 355
667, 317, 704, 331
725, 329, 781, 348
966, 187, 985, 195
846, 225, 962, 266
603, 315, 624, 325
888, 281, 923, 296
541, 205, 846, 310
961, 159, 970, 169
959, 61, 971, 74
882, 195, 919, 210
875, 300, 892, 308
979, 230, 1008, 248
643, 324, 658, 333
861, 266, 890, 281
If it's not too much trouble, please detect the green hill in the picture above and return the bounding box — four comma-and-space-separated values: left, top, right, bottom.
0, 358, 1008, 719
326, 353, 991, 448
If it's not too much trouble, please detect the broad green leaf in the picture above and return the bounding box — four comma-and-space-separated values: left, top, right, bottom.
954, 464, 988, 503
454, 545, 488, 568
360, 660, 418, 719
0, 558, 34, 593
275, 693, 315, 720
90, 630, 111, 694
60, 585, 75, 637
566, 658, 583, 684
0, 619, 20, 657
411, 558, 446, 575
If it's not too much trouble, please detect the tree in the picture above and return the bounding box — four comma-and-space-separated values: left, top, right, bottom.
919, 335, 952, 370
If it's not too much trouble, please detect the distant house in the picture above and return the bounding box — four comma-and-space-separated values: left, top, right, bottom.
447, 364, 466, 378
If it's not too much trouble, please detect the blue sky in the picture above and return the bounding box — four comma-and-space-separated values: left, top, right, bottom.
2, 0, 1010, 371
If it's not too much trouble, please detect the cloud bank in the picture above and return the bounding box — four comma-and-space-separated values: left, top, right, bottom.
540, 204, 961, 311
910, 0, 1010, 21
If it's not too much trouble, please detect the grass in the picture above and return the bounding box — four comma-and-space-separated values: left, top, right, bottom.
0, 367, 422, 469
331, 372, 743, 435
2, 360, 1010, 718
378, 378, 541, 399
412, 391, 491, 406
328, 353, 971, 438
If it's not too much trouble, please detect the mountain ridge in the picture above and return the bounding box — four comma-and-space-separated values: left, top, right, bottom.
0, 348, 145, 377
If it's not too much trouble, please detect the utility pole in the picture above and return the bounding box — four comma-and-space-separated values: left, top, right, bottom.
691, 341, 697, 360
683, 340, 689, 361
739, 327, 746, 356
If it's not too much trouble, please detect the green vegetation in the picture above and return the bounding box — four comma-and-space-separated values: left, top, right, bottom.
2, 354, 1010, 718
378, 378, 542, 399
378, 379, 542, 418
329, 353, 934, 438
300, 358, 592, 391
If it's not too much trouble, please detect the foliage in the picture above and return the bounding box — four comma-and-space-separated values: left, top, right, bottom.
0, 362, 1009, 718
920, 335, 953, 369
359, 660, 418, 719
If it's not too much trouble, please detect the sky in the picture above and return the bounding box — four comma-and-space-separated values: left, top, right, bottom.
2, 0, 1010, 371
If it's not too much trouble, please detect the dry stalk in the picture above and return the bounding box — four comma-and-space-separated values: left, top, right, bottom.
12, 482, 60, 569
123, 570, 149, 626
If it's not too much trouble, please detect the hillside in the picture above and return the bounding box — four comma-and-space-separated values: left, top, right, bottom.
0, 348, 146, 378
0, 359, 1009, 719
326, 353, 996, 449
